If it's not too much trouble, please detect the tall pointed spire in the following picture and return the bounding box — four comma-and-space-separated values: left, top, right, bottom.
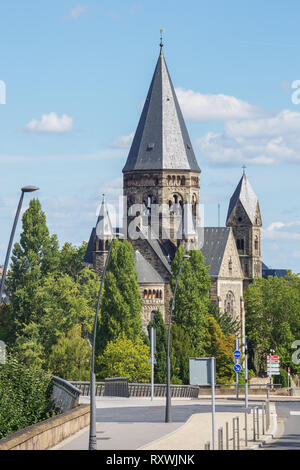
226, 172, 259, 225
123, 45, 200, 173
95, 194, 113, 239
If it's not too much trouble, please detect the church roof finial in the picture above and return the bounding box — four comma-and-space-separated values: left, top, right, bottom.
160, 28, 164, 55
242, 165, 246, 176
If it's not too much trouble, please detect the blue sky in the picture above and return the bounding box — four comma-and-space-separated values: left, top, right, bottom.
0, 0, 300, 272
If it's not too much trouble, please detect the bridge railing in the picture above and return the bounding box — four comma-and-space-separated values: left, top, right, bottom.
70, 381, 199, 398
51, 376, 82, 411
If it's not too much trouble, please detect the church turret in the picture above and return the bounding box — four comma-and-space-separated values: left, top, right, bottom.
93, 195, 114, 276
226, 170, 262, 290
123, 43, 201, 251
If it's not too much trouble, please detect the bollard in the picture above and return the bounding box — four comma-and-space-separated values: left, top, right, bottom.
237, 416, 240, 450
256, 406, 260, 440
266, 400, 270, 430
218, 427, 223, 450
205, 441, 210, 450
233, 416, 240, 450
252, 408, 256, 441
226, 422, 229, 450
244, 410, 248, 447
262, 403, 265, 435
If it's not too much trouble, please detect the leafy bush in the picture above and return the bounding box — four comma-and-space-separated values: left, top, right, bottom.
0, 356, 54, 438
273, 368, 289, 388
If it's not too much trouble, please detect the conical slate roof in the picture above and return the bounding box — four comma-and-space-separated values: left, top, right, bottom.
123, 48, 200, 173
226, 173, 258, 224
95, 196, 114, 239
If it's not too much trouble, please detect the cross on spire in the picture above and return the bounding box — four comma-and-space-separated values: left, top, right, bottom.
160, 29, 164, 54
242, 165, 246, 175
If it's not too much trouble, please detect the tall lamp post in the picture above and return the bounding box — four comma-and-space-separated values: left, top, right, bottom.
165, 254, 190, 423
88, 234, 122, 450
0, 186, 39, 304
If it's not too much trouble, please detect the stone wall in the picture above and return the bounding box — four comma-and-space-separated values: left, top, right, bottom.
0, 405, 89, 450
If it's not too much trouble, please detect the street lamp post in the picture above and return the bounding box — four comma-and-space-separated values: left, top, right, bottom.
165, 254, 190, 423
88, 234, 121, 450
0, 186, 39, 304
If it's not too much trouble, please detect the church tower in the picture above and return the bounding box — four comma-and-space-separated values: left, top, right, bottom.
226, 170, 262, 290
122, 42, 201, 253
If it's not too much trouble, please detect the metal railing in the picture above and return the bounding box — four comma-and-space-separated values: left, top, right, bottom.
70, 381, 199, 398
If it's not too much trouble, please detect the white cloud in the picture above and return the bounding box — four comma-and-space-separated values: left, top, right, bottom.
175, 87, 266, 121
25, 112, 74, 134
224, 110, 300, 138
111, 133, 134, 149
195, 110, 300, 166
262, 221, 300, 240
69, 5, 88, 19
175, 86, 300, 166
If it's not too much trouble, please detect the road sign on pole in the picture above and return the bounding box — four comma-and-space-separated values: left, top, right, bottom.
267, 355, 280, 376
234, 350, 241, 359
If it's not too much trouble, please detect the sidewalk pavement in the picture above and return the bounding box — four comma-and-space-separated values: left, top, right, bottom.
52, 396, 279, 451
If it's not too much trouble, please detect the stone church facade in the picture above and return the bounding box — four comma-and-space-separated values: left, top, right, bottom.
84, 44, 262, 342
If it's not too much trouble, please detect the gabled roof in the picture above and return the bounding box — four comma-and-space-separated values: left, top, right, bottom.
123, 48, 200, 173
227, 173, 258, 224
134, 250, 165, 284
201, 227, 231, 276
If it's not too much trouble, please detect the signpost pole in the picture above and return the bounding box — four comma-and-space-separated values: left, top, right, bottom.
150, 327, 156, 401
235, 338, 239, 400
245, 336, 248, 408
211, 357, 216, 450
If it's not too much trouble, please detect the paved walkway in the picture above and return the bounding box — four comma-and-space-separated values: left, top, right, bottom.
52, 396, 278, 451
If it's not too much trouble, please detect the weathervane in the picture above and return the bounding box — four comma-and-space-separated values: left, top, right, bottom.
242, 165, 246, 175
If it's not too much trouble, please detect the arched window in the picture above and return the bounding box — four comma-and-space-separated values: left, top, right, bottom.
143, 289, 147, 298
224, 291, 235, 316
147, 195, 152, 216
237, 239, 244, 252
255, 236, 259, 252
181, 176, 186, 186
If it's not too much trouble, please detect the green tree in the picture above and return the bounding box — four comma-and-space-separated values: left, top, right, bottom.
97, 334, 151, 382
245, 274, 300, 374
209, 302, 241, 337
59, 241, 88, 279
13, 322, 45, 369
205, 315, 235, 384
6, 199, 60, 343
171, 245, 211, 356
35, 268, 99, 358
48, 325, 91, 381
97, 239, 143, 354
170, 323, 194, 384
147, 310, 168, 384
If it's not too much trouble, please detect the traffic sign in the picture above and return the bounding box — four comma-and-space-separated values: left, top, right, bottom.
233, 364, 242, 373
233, 350, 241, 359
